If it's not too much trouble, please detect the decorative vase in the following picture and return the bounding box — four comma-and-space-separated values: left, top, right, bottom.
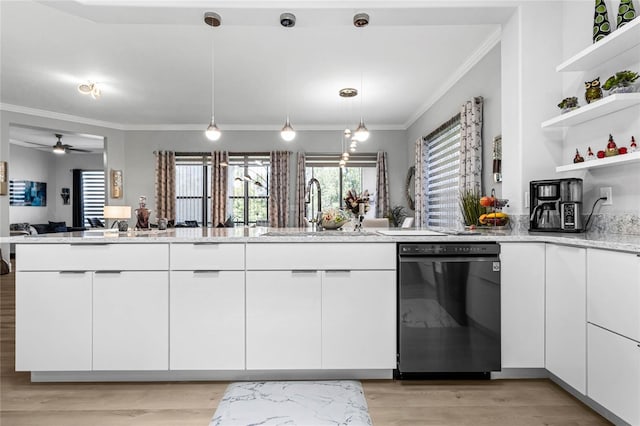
609, 84, 636, 94
617, 0, 637, 28
593, 0, 612, 43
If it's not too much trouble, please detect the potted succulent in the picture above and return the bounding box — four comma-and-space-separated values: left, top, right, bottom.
602, 70, 639, 94
557, 96, 579, 114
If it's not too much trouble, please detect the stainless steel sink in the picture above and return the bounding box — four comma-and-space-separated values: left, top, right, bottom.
261, 230, 378, 237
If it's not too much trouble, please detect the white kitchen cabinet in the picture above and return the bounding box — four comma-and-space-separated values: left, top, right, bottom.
499, 243, 545, 368
545, 244, 586, 394
169, 270, 245, 370
246, 270, 321, 370
587, 248, 640, 342
15, 271, 92, 371
587, 324, 640, 426
321, 270, 396, 369
93, 271, 169, 371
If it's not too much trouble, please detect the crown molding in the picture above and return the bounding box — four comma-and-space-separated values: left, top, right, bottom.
403, 26, 501, 129
1, 104, 406, 132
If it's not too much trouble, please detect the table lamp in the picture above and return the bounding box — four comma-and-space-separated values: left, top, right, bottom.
103, 205, 132, 232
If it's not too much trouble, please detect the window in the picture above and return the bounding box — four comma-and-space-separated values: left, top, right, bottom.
423, 116, 461, 228
305, 153, 377, 220
228, 154, 270, 226
81, 170, 105, 223
174, 153, 270, 227
175, 154, 211, 225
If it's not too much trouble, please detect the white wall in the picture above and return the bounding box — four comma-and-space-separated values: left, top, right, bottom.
558, 0, 640, 215
407, 43, 502, 198
7, 144, 52, 224
122, 129, 408, 225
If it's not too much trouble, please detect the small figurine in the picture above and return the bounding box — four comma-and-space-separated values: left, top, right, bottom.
597, 150, 606, 159
586, 146, 595, 161
585, 77, 604, 104
630, 136, 637, 152
605, 134, 618, 157
573, 149, 585, 163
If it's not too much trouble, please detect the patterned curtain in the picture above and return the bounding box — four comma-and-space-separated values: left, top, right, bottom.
211, 151, 228, 227
375, 151, 390, 218
459, 96, 483, 193
295, 152, 307, 227
154, 151, 176, 222
414, 138, 426, 227
269, 151, 291, 227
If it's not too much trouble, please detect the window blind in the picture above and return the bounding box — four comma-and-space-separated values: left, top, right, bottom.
81, 170, 105, 220
424, 116, 461, 229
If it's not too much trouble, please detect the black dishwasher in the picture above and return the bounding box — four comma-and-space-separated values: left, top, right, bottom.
396, 242, 501, 379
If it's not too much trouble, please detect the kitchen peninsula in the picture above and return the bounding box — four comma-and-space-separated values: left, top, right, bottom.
8, 228, 640, 425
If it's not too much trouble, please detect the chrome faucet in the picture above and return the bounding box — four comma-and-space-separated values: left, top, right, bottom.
305, 178, 322, 228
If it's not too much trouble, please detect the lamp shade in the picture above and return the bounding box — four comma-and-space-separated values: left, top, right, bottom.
103, 205, 132, 219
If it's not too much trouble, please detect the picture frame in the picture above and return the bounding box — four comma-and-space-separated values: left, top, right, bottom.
9, 180, 47, 206
0, 161, 7, 196
110, 169, 123, 199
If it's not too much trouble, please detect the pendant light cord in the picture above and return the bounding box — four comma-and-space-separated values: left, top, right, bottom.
211, 25, 215, 121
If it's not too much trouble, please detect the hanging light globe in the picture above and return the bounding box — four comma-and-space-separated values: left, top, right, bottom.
205, 117, 221, 141
354, 118, 369, 142
280, 117, 296, 142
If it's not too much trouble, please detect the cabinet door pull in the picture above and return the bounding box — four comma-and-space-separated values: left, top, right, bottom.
325, 269, 351, 274
71, 243, 109, 246
95, 270, 122, 274
59, 271, 87, 274
292, 270, 318, 274
193, 270, 221, 274
194, 242, 219, 246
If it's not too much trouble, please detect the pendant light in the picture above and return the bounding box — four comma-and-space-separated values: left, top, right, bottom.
280, 13, 296, 142
204, 12, 222, 141
352, 13, 370, 142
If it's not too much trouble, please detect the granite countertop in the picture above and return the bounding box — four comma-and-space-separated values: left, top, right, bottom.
3, 226, 640, 253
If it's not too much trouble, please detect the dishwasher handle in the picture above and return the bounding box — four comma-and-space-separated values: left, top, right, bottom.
399, 256, 500, 264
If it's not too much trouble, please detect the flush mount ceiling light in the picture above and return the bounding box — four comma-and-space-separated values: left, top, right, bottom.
204, 12, 222, 142
280, 12, 296, 142
77, 82, 101, 99
339, 88, 358, 98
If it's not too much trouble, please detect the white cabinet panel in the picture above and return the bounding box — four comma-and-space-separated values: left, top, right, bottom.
587, 324, 640, 426
15, 271, 92, 371
587, 249, 640, 342
246, 243, 395, 270
170, 243, 244, 270
322, 270, 396, 369
17, 244, 168, 271
170, 271, 244, 370
500, 243, 545, 368
93, 271, 168, 370
545, 244, 586, 394
246, 270, 321, 369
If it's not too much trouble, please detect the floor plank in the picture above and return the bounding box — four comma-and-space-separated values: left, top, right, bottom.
1, 260, 610, 425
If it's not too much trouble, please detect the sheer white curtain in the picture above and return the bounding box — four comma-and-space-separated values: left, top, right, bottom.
459, 96, 483, 193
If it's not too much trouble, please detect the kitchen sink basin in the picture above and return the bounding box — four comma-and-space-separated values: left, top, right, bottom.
261, 230, 379, 237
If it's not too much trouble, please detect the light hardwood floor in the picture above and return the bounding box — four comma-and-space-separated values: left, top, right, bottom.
0, 260, 610, 425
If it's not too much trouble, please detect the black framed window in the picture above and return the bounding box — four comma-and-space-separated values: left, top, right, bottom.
175, 154, 211, 226
228, 154, 270, 226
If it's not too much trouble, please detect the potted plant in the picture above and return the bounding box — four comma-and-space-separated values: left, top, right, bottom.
386, 205, 407, 227
557, 96, 579, 114
459, 189, 483, 228
602, 70, 639, 94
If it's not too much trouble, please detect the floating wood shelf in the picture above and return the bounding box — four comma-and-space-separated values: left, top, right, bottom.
556, 151, 640, 172
541, 93, 640, 128
557, 18, 640, 72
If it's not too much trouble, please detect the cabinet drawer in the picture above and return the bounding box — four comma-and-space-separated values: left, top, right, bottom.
16, 244, 168, 271
246, 243, 395, 270
170, 243, 244, 270
587, 249, 640, 342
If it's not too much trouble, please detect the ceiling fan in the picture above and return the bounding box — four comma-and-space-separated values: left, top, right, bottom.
51, 134, 91, 154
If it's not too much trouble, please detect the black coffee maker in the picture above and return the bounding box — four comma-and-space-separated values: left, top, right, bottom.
529, 178, 583, 232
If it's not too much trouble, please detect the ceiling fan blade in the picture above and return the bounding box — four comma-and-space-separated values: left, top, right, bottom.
67, 147, 92, 153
